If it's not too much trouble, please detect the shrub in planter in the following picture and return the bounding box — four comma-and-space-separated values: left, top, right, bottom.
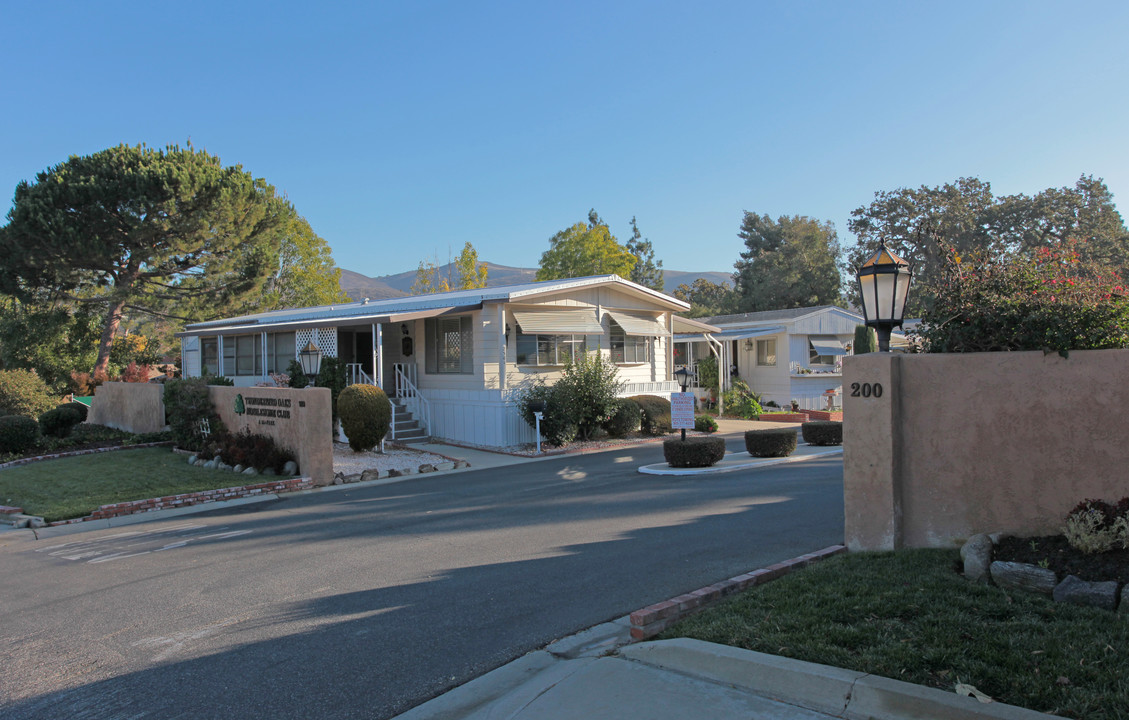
694, 414, 718, 433
61, 400, 90, 422
0, 368, 56, 419
744, 428, 797, 457
209, 429, 296, 474
604, 398, 642, 438
551, 353, 623, 440
517, 383, 577, 446
39, 406, 83, 438
0, 414, 41, 454
801, 421, 842, 446
338, 383, 392, 451
663, 436, 726, 468
164, 377, 224, 451
631, 395, 672, 435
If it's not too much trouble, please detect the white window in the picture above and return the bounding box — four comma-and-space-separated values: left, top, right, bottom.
756, 338, 776, 367
266, 332, 295, 374
516, 334, 587, 366
809, 341, 836, 366
425, 316, 474, 374
201, 338, 218, 375
610, 321, 649, 364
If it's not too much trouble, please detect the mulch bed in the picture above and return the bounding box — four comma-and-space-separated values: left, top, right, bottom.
993, 534, 1129, 585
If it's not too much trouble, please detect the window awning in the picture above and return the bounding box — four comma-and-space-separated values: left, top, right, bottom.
604, 310, 669, 337
175, 305, 481, 337
809, 335, 848, 356
512, 308, 603, 335
711, 326, 786, 341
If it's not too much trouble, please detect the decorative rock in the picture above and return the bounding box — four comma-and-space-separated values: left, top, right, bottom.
418, 464, 437, 473
1053, 575, 1118, 611
455, 460, 470, 469
217, 462, 231, 471
387, 469, 402, 477
283, 460, 299, 476
187, 454, 197, 465
333, 472, 345, 485
960, 534, 994, 583
203, 459, 218, 470
360, 469, 384, 482
241, 467, 258, 476
262, 467, 276, 476
435, 461, 456, 472
990, 561, 1058, 595
233, 464, 245, 474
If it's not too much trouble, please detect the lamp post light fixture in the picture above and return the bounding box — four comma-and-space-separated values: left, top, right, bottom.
856, 240, 913, 352
672, 366, 693, 442
298, 341, 323, 384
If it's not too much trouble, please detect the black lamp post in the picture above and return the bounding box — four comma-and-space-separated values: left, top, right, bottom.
673, 366, 692, 442
298, 341, 323, 384
856, 240, 913, 352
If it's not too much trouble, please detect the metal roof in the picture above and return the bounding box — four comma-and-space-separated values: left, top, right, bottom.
700, 305, 856, 326
180, 274, 689, 335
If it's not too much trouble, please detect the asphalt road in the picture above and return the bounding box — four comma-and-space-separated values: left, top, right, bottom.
0, 441, 844, 720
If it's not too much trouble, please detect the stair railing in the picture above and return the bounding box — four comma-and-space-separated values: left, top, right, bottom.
394, 363, 430, 436
345, 363, 375, 386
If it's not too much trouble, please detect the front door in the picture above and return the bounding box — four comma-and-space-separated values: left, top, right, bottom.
382, 322, 416, 395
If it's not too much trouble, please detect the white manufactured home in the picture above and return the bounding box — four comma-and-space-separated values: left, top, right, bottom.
674, 305, 867, 411
178, 275, 692, 449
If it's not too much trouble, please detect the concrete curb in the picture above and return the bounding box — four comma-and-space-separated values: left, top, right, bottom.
622, 639, 1057, 720
638, 446, 843, 476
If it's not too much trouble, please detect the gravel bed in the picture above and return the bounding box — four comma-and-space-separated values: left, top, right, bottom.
332, 443, 452, 475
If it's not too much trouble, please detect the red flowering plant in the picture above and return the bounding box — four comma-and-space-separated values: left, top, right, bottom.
916, 238, 1129, 354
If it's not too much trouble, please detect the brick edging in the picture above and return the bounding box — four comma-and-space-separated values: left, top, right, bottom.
0, 441, 175, 471
46, 477, 313, 526
628, 545, 847, 640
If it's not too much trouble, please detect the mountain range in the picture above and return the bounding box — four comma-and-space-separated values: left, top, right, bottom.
338, 262, 732, 301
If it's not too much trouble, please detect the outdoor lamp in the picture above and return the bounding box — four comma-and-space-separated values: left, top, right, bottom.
673, 366, 692, 392
856, 240, 912, 352
298, 341, 323, 383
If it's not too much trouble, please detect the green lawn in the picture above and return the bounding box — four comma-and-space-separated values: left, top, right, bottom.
661, 549, 1129, 720
0, 447, 254, 522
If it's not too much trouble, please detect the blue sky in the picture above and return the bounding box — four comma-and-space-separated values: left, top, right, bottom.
3, 1, 1128, 279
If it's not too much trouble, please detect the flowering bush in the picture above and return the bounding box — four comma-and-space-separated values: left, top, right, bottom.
917, 239, 1129, 354
1062, 498, 1129, 554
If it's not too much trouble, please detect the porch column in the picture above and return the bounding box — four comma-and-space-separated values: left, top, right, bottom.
217, 335, 224, 376
375, 323, 384, 390
497, 304, 506, 391
261, 331, 268, 382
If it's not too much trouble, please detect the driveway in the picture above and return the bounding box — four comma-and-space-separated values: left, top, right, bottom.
0, 441, 843, 719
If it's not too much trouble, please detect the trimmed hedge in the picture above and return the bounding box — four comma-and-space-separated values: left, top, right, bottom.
694, 414, 718, 433
604, 398, 642, 438
0, 369, 55, 419
39, 406, 83, 438
663, 436, 726, 468
744, 428, 798, 458
338, 383, 392, 451
61, 400, 90, 422
802, 421, 842, 446
631, 395, 672, 435
0, 414, 41, 454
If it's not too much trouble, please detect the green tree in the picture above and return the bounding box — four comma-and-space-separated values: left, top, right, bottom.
452, 241, 488, 289
625, 217, 664, 291
411, 257, 452, 294
0, 295, 102, 389
845, 175, 1129, 315
536, 209, 637, 281
0, 143, 286, 376
672, 278, 737, 318
733, 213, 843, 312
263, 205, 348, 309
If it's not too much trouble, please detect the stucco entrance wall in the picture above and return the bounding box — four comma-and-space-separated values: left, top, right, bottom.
89, 382, 167, 434
844, 350, 1129, 551
208, 386, 333, 486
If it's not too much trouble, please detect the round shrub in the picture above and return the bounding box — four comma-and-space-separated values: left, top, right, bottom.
663, 436, 726, 468
694, 414, 718, 433
0, 368, 56, 419
630, 395, 672, 436
39, 406, 83, 438
517, 383, 577, 446
61, 400, 90, 422
744, 428, 798, 458
801, 421, 842, 446
604, 398, 642, 438
0, 414, 42, 454
338, 383, 393, 451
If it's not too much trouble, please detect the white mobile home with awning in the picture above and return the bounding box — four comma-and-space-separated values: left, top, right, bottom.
673, 305, 867, 411
177, 274, 689, 449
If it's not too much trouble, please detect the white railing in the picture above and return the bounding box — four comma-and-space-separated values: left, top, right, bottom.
394, 363, 430, 435
345, 363, 375, 386
620, 380, 681, 396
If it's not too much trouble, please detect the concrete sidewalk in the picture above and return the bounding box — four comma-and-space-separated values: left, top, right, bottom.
394, 626, 1054, 720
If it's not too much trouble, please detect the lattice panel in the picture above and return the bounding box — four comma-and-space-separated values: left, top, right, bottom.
295, 328, 338, 360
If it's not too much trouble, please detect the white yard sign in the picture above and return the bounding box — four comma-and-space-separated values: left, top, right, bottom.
670, 392, 695, 430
